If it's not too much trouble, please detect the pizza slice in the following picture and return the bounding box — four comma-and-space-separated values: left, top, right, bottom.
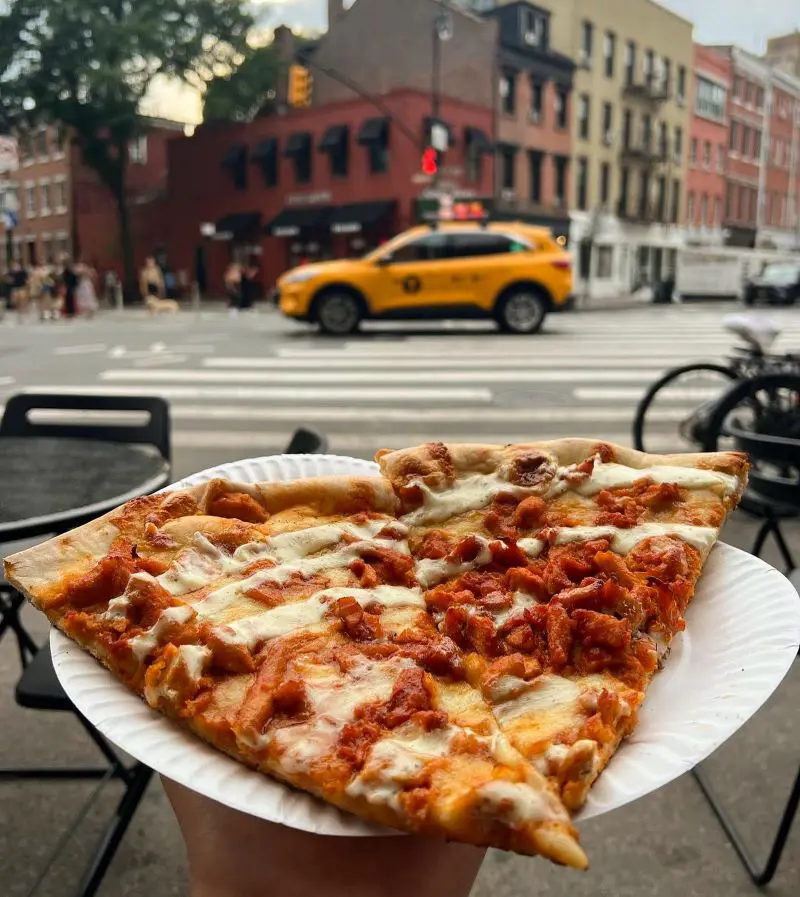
377, 440, 748, 810
6, 474, 585, 866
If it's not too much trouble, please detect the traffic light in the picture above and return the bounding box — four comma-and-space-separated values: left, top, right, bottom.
288, 64, 313, 108
421, 146, 439, 177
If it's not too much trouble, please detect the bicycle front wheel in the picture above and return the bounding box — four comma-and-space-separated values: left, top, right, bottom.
633, 363, 738, 454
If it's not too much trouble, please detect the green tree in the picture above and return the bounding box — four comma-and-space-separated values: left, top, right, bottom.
0, 0, 253, 292
203, 42, 280, 121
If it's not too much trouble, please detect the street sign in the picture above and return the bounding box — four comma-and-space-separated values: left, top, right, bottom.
430, 122, 449, 152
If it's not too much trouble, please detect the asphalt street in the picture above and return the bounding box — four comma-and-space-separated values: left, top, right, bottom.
0, 301, 798, 896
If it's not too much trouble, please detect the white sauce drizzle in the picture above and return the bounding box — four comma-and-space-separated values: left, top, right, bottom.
401, 474, 535, 527
128, 604, 195, 661
415, 538, 493, 588
576, 460, 739, 497
216, 585, 424, 650
520, 522, 718, 558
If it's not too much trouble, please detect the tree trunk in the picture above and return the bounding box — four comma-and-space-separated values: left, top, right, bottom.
115, 192, 135, 300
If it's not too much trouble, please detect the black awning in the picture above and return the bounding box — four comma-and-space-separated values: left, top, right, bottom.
423, 116, 455, 148
251, 138, 278, 162
266, 206, 333, 237
215, 211, 261, 238
221, 143, 247, 167
464, 126, 493, 154
318, 124, 348, 153
283, 132, 312, 157
357, 117, 390, 146
329, 201, 397, 234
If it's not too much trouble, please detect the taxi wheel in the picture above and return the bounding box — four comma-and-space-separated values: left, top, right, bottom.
495, 288, 548, 334
314, 291, 363, 335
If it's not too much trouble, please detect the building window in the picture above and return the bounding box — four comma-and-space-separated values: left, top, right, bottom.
580, 20, 593, 67
638, 170, 650, 219
702, 141, 711, 169
600, 161, 611, 204
528, 151, 542, 203
644, 49, 655, 85
499, 146, 516, 191
670, 179, 680, 223
521, 7, 547, 48
717, 145, 725, 173
674, 126, 683, 162
726, 182, 735, 219
39, 181, 51, 215
603, 31, 615, 78
129, 135, 148, 165
642, 113, 652, 150
687, 191, 695, 224
625, 41, 636, 86
578, 94, 590, 140
597, 246, 613, 278
619, 166, 630, 215
55, 178, 68, 212
25, 183, 36, 217
622, 109, 632, 149
700, 193, 708, 225
677, 65, 686, 103
736, 184, 745, 219
656, 176, 667, 221
41, 235, 53, 265
295, 151, 312, 184
695, 75, 727, 122
663, 58, 671, 94
500, 70, 517, 116
554, 156, 568, 206
658, 121, 667, 158
576, 157, 588, 211
730, 120, 740, 152
554, 87, 568, 129
466, 146, 482, 184
749, 187, 758, 222
601, 102, 613, 144
530, 78, 543, 124
689, 137, 697, 166
35, 128, 49, 160
714, 196, 721, 226
733, 75, 742, 100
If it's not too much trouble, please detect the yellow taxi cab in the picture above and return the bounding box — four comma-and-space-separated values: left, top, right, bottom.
276, 221, 573, 335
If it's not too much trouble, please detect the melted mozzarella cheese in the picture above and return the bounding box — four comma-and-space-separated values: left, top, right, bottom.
216, 585, 424, 650
128, 604, 195, 661
415, 538, 493, 588
519, 522, 718, 558
273, 657, 409, 772
576, 460, 739, 496
346, 727, 456, 808
493, 675, 583, 724
97, 572, 159, 620
401, 474, 535, 526
477, 779, 560, 824
177, 644, 211, 681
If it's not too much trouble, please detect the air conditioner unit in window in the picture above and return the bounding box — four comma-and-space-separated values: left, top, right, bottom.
604, 130, 614, 147
524, 30, 539, 46
500, 188, 516, 202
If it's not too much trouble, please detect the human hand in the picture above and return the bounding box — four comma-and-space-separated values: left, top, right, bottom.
162, 776, 487, 897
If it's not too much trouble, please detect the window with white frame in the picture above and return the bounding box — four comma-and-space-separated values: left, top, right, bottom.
39, 180, 51, 215
694, 75, 726, 122
597, 245, 613, 278
54, 178, 68, 213
25, 182, 37, 217
129, 135, 148, 164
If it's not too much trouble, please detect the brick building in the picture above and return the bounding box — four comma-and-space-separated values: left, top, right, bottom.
686, 45, 730, 246
163, 88, 495, 292
0, 118, 184, 276
708, 45, 800, 250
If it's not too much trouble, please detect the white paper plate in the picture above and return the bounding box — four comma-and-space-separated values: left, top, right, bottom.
51, 453, 800, 836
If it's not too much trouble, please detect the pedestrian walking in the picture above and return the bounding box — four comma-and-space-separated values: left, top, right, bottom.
224, 261, 243, 315
60, 254, 78, 318
140, 256, 165, 313
75, 261, 99, 318
240, 262, 260, 311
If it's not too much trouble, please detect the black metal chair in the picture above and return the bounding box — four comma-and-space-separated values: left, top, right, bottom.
692, 429, 800, 886
0, 394, 171, 897
285, 426, 329, 455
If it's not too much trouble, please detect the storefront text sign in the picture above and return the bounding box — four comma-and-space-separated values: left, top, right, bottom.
286, 191, 332, 207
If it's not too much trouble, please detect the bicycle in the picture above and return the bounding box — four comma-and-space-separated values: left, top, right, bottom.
633, 314, 800, 455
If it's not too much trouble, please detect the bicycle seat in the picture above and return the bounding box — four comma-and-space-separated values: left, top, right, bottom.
723, 314, 781, 353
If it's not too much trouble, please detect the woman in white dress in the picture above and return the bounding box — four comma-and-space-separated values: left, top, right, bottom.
75, 262, 99, 318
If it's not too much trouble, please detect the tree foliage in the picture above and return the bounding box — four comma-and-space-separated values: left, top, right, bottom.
0, 0, 253, 287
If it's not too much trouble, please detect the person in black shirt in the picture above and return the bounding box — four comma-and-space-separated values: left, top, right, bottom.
60, 254, 78, 318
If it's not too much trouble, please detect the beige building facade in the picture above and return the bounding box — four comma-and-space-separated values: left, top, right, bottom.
479, 0, 694, 298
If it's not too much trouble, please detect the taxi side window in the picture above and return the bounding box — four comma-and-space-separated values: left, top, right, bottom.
390, 234, 449, 263
446, 233, 524, 258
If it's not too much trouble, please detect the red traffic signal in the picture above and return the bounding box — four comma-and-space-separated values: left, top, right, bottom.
421, 147, 438, 176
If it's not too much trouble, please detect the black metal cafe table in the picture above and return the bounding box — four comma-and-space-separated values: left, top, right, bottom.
0, 436, 171, 543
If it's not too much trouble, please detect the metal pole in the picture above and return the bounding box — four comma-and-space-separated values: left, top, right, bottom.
114, 281, 124, 313
756, 71, 772, 237
432, 23, 441, 190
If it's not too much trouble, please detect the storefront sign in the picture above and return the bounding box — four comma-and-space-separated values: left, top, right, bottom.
331, 221, 361, 234
286, 191, 332, 207
274, 226, 301, 237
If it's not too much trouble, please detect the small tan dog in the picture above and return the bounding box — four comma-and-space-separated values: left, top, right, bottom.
145, 295, 180, 314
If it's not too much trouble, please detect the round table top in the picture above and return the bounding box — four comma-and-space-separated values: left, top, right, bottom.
0, 437, 170, 541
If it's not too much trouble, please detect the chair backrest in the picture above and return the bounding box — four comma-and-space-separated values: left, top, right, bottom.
284, 426, 329, 455
0, 394, 171, 463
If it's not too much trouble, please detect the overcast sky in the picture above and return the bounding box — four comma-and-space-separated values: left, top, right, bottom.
148, 0, 799, 122
257, 0, 798, 52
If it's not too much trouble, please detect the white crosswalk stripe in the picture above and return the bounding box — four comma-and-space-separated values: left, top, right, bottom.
12, 306, 800, 460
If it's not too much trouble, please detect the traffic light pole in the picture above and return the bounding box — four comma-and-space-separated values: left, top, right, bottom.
432, 23, 441, 189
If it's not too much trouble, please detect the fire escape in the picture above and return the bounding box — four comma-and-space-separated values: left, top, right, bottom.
618, 62, 671, 224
